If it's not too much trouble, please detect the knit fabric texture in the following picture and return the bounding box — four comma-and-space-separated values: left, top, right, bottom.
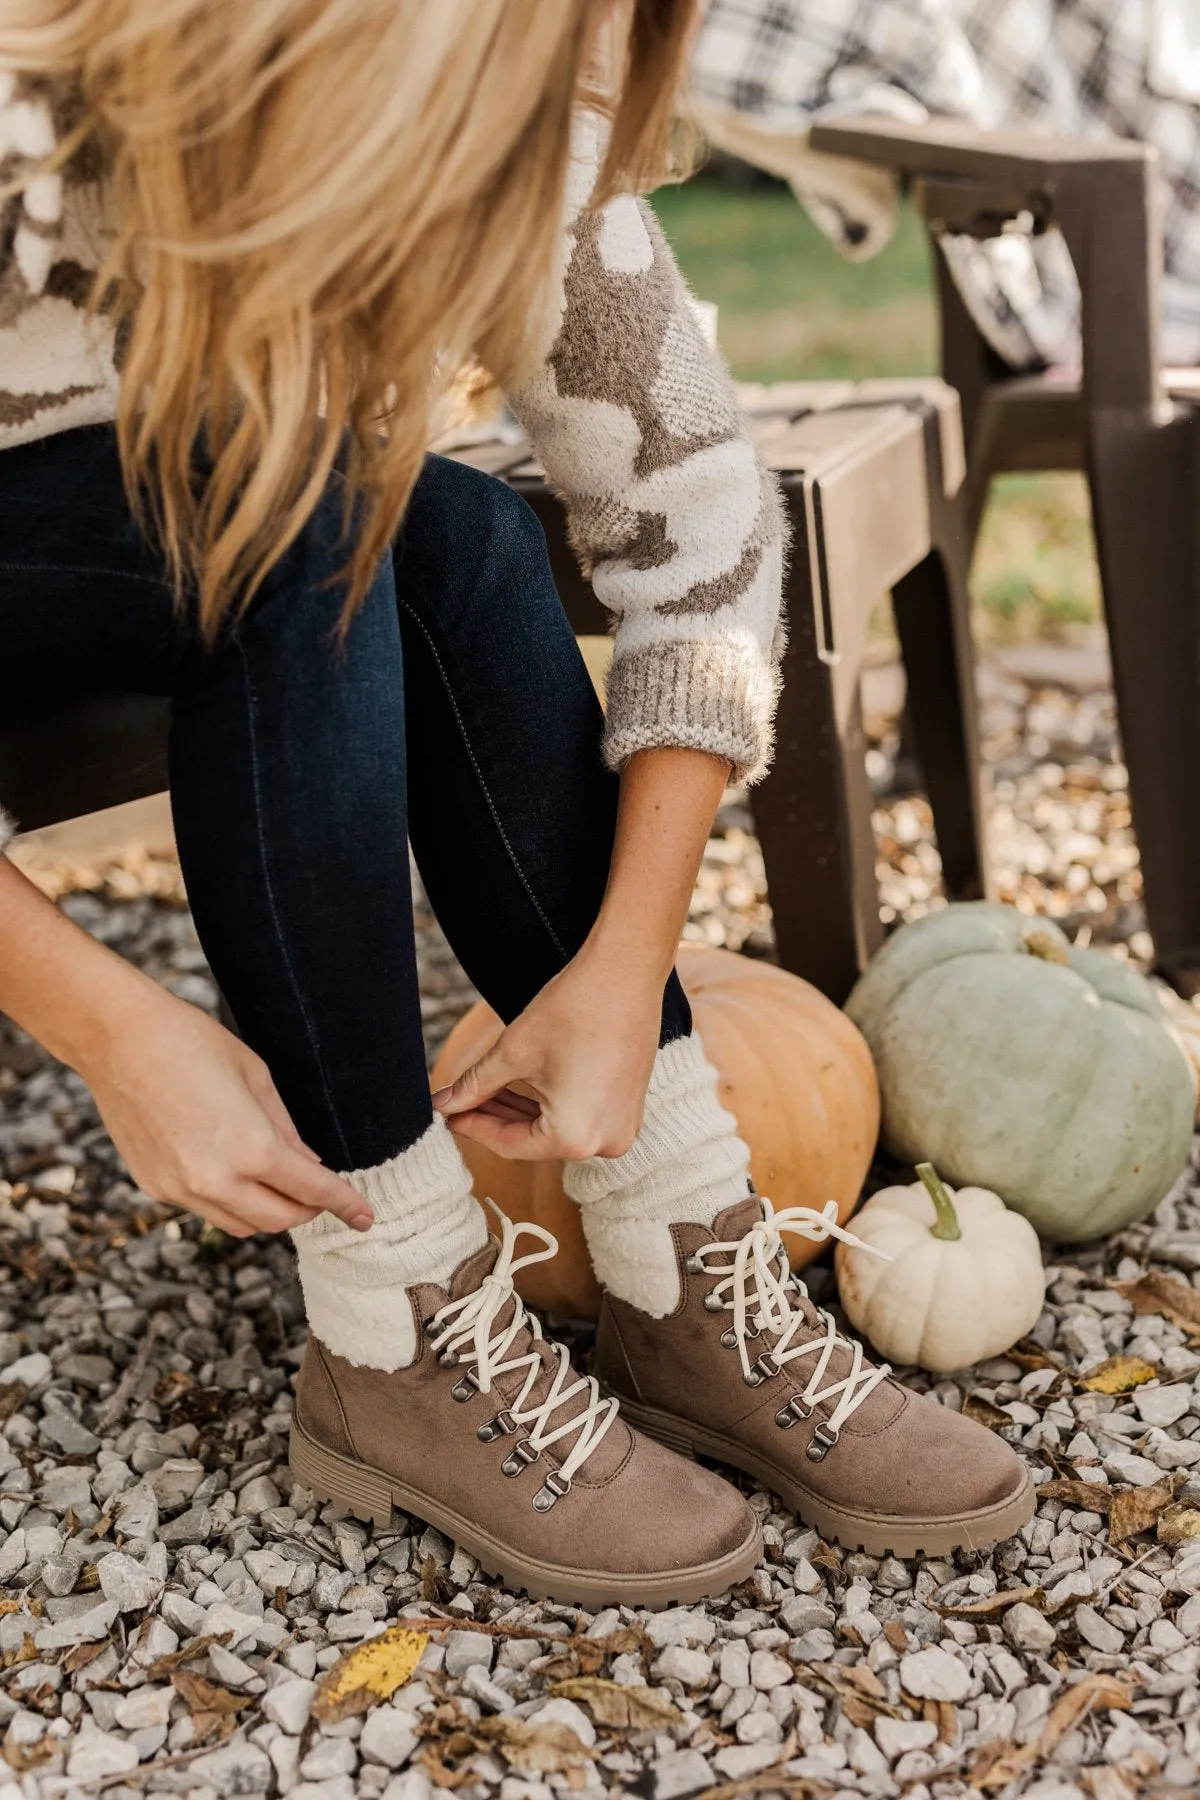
564, 1029, 752, 1317
291, 1115, 488, 1371
0, 86, 785, 786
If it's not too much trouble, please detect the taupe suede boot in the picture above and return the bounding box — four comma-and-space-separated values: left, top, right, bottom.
290, 1222, 761, 1609
595, 1197, 1035, 1558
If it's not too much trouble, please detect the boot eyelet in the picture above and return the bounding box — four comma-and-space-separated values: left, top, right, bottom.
437, 1348, 461, 1369
424, 1316, 447, 1341
501, 1439, 541, 1477
703, 1293, 725, 1313
532, 1470, 571, 1513
450, 1371, 478, 1402
719, 1327, 738, 1350
744, 1352, 779, 1388
775, 1395, 814, 1430
806, 1422, 840, 1463
476, 1409, 517, 1443
683, 1253, 706, 1275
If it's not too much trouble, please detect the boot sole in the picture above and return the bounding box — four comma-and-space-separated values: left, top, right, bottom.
289, 1418, 762, 1610
615, 1396, 1035, 1559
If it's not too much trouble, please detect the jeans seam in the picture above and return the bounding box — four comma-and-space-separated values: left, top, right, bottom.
398, 598, 569, 963
237, 638, 354, 1168
0, 562, 174, 590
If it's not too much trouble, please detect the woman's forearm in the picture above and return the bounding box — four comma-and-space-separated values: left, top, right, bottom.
0, 857, 157, 1072
585, 747, 729, 984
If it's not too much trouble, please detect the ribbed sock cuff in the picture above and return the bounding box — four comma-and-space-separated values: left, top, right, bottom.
564, 1031, 751, 1315
292, 1115, 487, 1370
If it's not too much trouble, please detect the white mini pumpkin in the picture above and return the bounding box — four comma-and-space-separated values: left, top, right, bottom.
834, 1164, 1046, 1373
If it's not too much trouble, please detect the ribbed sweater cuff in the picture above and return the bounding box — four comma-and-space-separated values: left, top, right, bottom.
602, 640, 779, 787
0, 807, 16, 855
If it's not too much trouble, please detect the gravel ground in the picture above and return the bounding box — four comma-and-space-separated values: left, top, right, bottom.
2, 670, 1200, 1800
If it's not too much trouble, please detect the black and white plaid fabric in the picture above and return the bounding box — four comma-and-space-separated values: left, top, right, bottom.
693, 0, 1200, 369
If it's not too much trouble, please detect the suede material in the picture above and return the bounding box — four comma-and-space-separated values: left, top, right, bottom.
596, 1201, 1026, 1524
297, 1242, 754, 1578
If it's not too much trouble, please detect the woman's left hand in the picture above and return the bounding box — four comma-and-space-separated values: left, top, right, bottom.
431, 945, 660, 1161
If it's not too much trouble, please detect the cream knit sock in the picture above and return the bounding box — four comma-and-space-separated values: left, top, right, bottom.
292, 1115, 487, 1370
563, 1031, 752, 1317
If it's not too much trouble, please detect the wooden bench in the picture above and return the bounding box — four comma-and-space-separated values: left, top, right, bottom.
0, 379, 987, 1002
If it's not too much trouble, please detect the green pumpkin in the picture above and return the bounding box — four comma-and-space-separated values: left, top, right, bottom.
846, 902, 1195, 1241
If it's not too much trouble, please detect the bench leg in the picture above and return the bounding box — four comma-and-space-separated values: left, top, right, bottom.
750, 536, 882, 1003
892, 544, 989, 904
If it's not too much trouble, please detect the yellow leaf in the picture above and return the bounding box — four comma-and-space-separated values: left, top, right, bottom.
312, 1626, 428, 1724
1157, 1504, 1200, 1546
551, 1677, 683, 1730
1108, 1476, 1181, 1546
1079, 1356, 1159, 1395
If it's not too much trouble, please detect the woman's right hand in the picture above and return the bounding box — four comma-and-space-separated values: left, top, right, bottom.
77, 985, 374, 1240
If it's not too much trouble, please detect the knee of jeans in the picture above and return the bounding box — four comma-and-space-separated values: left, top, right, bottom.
419, 453, 549, 577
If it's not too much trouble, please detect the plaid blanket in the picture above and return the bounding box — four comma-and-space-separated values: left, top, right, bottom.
692, 0, 1200, 369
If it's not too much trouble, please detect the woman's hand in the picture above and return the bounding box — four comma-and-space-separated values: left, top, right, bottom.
79, 987, 374, 1238
0, 858, 371, 1239
432, 943, 661, 1160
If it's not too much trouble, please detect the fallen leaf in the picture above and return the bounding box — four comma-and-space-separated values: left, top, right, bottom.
142, 1631, 232, 1680
551, 1677, 682, 1730
1037, 1480, 1112, 1512
926, 1698, 958, 1745
1157, 1503, 1200, 1546
840, 1693, 882, 1728
839, 1664, 887, 1700
1079, 1355, 1159, 1394
1110, 1272, 1200, 1336
420, 1556, 445, 1605
484, 1717, 593, 1775
963, 1396, 1014, 1430
1, 1634, 38, 1671
312, 1625, 428, 1724
970, 1737, 1026, 1790
1009, 1342, 1066, 1372
63, 1638, 111, 1675
936, 1584, 1047, 1619
1039, 1674, 1135, 1755
172, 1672, 250, 1746
1108, 1476, 1181, 1545
1, 1733, 56, 1774
883, 1620, 910, 1652
1082, 1768, 1138, 1800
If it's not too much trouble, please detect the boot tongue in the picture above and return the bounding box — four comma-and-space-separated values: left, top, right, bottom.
444, 1234, 632, 1482
712, 1194, 766, 1241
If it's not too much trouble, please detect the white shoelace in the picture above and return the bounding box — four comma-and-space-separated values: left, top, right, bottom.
691, 1198, 894, 1455
425, 1210, 618, 1505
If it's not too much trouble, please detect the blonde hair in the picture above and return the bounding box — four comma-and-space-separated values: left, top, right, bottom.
0, 0, 696, 634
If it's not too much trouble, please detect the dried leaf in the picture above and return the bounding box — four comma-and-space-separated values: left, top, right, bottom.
63, 1638, 111, 1675
883, 1620, 910, 1652
1108, 1476, 1181, 1545
172, 1672, 250, 1746
1082, 1767, 1138, 1800
1157, 1503, 1200, 1546
484, 1717, 594, 1774
936, 1584, 1046, 1619
926, 1698, 959, 1745
1037, 1673, 1134, 1756
312, 1625, 428, 1724
420, 1556, 446, 1605
1037, 1480, 1112, 1512
1008, 1342, 1066, 1372
840, 1693, 882, 1729
1110, 1272, 1200, 1336
2, 1733, 56, 1773
970, 1737, 1030, 1790
839, 1664, 887, 1700
142, 1631, 232, 1680
551, 1677, 683, 1730
1079, 1355, 1160, 1394
963, 1396, 1014, 1430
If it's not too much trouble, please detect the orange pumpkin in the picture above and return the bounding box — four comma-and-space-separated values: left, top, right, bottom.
430, 944, 880, 1316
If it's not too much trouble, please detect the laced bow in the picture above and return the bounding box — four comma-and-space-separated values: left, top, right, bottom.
691, 1199, 894, 1459
425, 1210, 618, 1509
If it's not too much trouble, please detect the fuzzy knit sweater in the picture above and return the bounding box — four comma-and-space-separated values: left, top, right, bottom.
0, 82, 785, 856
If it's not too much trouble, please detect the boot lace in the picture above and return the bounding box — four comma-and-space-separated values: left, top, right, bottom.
691, 1198, 894, 1459
425, 1210, 618, 1509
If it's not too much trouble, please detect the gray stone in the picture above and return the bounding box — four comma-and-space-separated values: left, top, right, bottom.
713, 1743, 780, 1781
359, 1707, 418, 1769
1074, 1606, 1125, 1654
654, 1645, 712, 1687
263, 1677, 316, 1735
0, 1353, 50, 1388
460, 1667, 517, 1713
238, 1476, 282, 1516
190, 1738, 275, 1795
98, 1549, 163, 1613
642, 1749, 715, 1797
113, 1686, 173, 1730
644, 1607, 716, 1648
1133, 1386, 1193, 1427
749, 1649, 791, 1690
65, 1728, 139, 1780
159, 1503, 214, 1545
789, 1628, 836, 1663
1103, 1452, 1165, 1487
300, 1736, 357, 1780
1005, 1604, 1057, 1653
876, 1718, 938, 1759
443, 1629, 493, 1677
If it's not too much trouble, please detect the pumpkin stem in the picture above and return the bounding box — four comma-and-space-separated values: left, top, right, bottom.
1022, 928, 1070, 967
915, 1163, 962, 1241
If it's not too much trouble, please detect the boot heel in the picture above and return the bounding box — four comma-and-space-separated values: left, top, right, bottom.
617, 1398, 698, 1461
290, 1421, 393, 1529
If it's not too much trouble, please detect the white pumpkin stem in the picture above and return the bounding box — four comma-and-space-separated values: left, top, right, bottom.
915, 1163, 962, 1241
1022, 928, 1070, 967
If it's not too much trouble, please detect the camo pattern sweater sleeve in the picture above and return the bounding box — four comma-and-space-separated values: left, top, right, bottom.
505, 123, 787, 785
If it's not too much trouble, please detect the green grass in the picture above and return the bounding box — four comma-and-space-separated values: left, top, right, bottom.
653, 177, 1102, 640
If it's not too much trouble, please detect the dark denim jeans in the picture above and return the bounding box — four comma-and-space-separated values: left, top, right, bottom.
0, 427, 691, 1169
